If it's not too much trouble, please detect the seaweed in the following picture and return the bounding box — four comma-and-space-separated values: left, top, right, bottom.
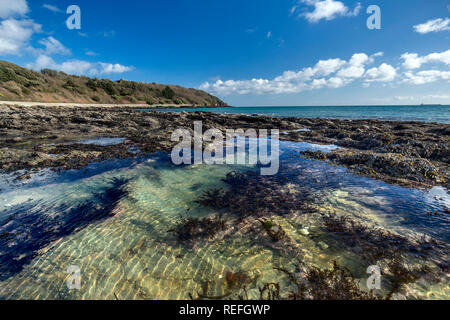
385, 256, 420, 300
259, 219, 286, 242
168, 212, 227, 243
323, 215, 418, 264
196, 171, 315, 218
0, 177, 129, 281
304, 261, 378, 300
273, 267, 305, 300
259, 283, 281, 300
261, 262, 378, 300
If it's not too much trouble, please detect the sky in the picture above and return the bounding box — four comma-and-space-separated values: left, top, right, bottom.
0, 0, 449, 106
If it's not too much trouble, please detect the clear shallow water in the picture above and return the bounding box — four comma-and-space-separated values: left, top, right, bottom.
0, 140, 448, 300
154, 105, 450, 124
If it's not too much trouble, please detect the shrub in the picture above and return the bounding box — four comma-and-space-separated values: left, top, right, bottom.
63, 79, 76, 89
0, 67, 17, 83
91, 95, 100, 102
86, 79, 98, 91
98, 79, 116, 95
162, 86, 175, 100
41, 69, 58, 77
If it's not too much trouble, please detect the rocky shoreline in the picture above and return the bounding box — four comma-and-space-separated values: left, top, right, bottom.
0, 104, 448, 190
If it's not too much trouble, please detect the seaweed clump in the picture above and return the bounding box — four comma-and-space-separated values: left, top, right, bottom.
169, 213, 227, 243
261, 263, 378, 300
320, 215, 446, 298
0, 177, 129, 281
259, 219, 286, 242
304, 261, 378, 300
323, 215, 424, 264
384, 256, 420, 300
196, 171, 315, 218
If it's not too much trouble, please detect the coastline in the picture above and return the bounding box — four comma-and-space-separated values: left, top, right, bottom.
0, 100, 231, 109
0, 103, 448, 190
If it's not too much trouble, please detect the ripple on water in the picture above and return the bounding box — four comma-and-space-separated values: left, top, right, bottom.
0, 140, 448, 299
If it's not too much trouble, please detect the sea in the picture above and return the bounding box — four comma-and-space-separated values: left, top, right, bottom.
156, 105, 450, 124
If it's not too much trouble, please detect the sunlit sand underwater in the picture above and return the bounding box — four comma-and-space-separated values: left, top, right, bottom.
0, 140, 448, 300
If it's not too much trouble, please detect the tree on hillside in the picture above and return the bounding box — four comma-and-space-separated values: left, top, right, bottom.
162, 86, 175, 100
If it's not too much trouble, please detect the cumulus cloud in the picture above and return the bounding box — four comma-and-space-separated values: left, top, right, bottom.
98, 62, 133, 74
200, 52, 386, 95
27, 55, 133, 76
413, 18, 450, 34
200, 47, 450, 96
0, 0, 43, 56
297, 0, 362, 23
401, 49, 450, 69
0, 18, 42, 55
403, 70, 450, 85
336, 53, 370, 78
0, 0, 29, 19
364, 63, 397, 83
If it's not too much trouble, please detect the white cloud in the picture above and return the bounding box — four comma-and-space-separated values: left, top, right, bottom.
364, 63, 397, 82
401, 49, 450, 69
42, 4, 62, 13
312, 58, 346, 76
28, 54, 57, 71
37, 36, 71, 55
0, 18, 42, 55
98, 63, 133, 74
336, 53, 369, 78
299, 0, 362, 23
200, 48, 450, 96
267, 31, 272, 39
403, 70, 450, 85
0, 0, 29, 19
27, 55, 133, 76
413, 18, 450, 34
200, 52, 380, 95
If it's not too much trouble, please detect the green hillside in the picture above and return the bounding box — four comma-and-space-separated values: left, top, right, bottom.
0, 60, 227, 106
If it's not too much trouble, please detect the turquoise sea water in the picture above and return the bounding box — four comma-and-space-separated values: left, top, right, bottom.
155, 105, 450, 124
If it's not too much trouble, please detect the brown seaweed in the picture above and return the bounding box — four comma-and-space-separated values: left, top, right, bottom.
168, 213, 227, 243
196, 171, 316, 218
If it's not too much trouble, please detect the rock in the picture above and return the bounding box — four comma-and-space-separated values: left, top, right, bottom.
299, 226, 310, 236
317, 241, 329, 250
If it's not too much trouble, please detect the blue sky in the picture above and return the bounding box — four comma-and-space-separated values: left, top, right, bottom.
0, 0, 449, 106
